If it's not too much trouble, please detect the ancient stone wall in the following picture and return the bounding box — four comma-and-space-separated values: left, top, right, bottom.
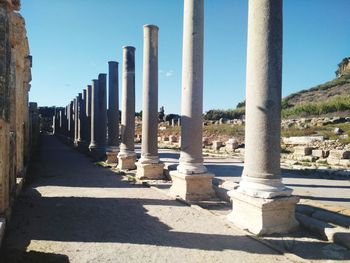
0, 0, 34, 217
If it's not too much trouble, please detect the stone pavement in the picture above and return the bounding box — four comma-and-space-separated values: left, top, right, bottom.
0, 135, 296, 263
158, 149, 350, 210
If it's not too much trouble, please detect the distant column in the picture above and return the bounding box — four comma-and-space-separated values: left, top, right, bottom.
74, 97, 79, 146
169, 0, 214, 201
117, 46, 136, 170
228, 0, 299, 235
136, 24, 164, 179
106, 61, 120, 164
97, 73, 107, 147
86, 85, 92, 146
69, 100, 74, 141
74, 93, 83, 147
79, 89, 87, 150
89, 80, 99, 151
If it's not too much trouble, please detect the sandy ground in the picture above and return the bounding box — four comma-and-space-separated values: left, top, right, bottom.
0, 135, 294, 263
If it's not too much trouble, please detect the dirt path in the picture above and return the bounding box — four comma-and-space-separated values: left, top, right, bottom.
0, 135, 293, 263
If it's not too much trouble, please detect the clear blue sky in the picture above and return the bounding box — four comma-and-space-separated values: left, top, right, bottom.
22, 0, 350, 114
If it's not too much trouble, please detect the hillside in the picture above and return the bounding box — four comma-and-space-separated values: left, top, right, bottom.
282, 72, 350, 108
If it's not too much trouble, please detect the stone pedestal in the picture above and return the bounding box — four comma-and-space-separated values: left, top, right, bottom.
169, 171, 214, 201
228, 190, 299, 235
106, 151, 118, 164
117, 153, 136, 170
136, 162, 165, 180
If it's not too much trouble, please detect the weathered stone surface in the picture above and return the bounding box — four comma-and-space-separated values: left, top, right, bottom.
282, 136, 324, 145
212, 140, 222, 150
228, 190, 299, 235
329, 150, 350, 160
169, 171, 215, 201
293, 146, 313, 156
225, 137, 238, 152
312, 149, 329, 158
136, 162, 164, 180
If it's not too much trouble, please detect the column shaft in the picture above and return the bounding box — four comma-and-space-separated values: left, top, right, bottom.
178, 0, 206, 174
169, 0, 214, 201
108, 61, 119, 150
86, 85, 92, 145
97, 73, 107, 148
228, 0, 298, 235
119, 46, 135, 155
118, 46, 136, 170
140, 25, 159, 163
89, 80, 99, 149
239, 0, 289, 198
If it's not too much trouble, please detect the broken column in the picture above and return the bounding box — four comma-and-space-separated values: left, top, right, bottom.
169, 0, 214, 200
106, 61, 119, 164
136, 25, 164, 179
228, 0, 299, 235
117, 46, 136, 170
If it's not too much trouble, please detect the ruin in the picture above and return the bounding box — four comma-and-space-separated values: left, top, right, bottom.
1, 0, 350, 260
0, 0, 38, 219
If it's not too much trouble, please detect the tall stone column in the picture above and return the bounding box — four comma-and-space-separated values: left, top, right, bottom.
169, 0, 214, 201
68, 100, 74, 141
106, 61, 120, 164
74, 93, 82, 147
79, 88, 87, 150
86, 85, 92, 146
89, 77, 106, 159
117, 46, 136, 170
136, 25, 164, 179
228, 0, 298, 235
89, 80, 99, 151
97, 73, 107, 147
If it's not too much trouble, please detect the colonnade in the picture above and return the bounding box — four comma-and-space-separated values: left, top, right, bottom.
53, 0, 298, 235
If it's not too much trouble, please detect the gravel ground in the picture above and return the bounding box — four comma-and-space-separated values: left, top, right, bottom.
0, 135, 292, 263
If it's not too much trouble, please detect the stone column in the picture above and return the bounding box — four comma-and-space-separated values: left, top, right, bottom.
228, 0, 298, 235
136, 25, 164, 179
79, 88, 87, 150
89, 80, 99, 151
68, 100, 74, 141
117, 46, 136, 170
74, 93, 82, 147
97, 73, 107, 147
73, 97, 78, 145
86, 85, 92, 146
106, 61, 119, 164
169, 0, 214, 201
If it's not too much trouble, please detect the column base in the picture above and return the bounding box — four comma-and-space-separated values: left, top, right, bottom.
136, 162, 165, 180
89, 146, 106, 161
227, 190, 299, 235
106, 151, 119, 164
117, 154, 136, 170
169, 171, 215, 201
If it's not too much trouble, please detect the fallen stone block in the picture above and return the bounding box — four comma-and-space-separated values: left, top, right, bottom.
293, 146, 313, 156
329, 150, 350, 160
225, 137, 239, 152
312, 149, 329, 158
282, 136, 324, 145
212, 141, 223, 150
339, 159, 350, 167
